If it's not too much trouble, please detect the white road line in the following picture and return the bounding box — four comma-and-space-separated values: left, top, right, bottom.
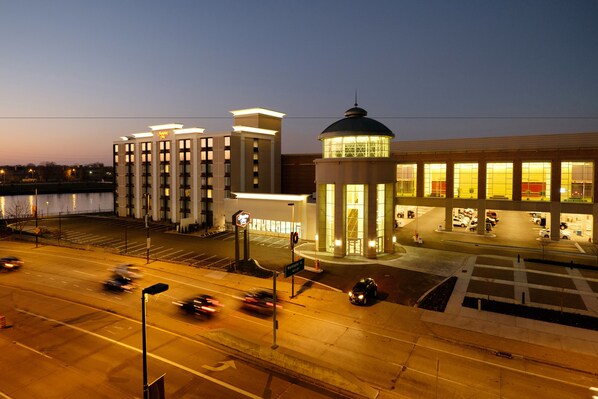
15, 341, 53, 359
172, 251, 196, 260
16, 309, 261, 399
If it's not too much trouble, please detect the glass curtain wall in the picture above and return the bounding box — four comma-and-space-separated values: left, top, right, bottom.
396, 164, 417, 197
522, 162, 550, 201
322, 136, 390, 158
424, 163, 446, 197
346, 184, 364, 255
486, 163, 513, 200
561, 161, 593, 202
454, 163, 478, 199
326, 184, 335, 252
376, 184, 385, 252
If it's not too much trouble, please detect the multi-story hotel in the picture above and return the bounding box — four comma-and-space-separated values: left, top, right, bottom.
113, 107, 285, 231
114, 104, 597, 259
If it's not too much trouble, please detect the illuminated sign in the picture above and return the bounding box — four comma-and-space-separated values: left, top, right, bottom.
158, 131, 169, 140
233, 210, 251, 227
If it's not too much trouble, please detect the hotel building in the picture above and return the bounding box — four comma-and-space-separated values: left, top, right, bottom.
112, 108, 285, 231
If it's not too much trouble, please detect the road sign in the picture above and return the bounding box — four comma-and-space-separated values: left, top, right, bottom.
284, 258, 304, 278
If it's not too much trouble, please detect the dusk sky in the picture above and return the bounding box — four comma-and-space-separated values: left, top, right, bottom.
1, 1, 597, 165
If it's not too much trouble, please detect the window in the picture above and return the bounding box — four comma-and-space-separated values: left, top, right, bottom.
396, 164, 417, 197
345, 184, 364, 255
322, 136, 390, 158
326, 184, 335, 252
454, 163, 478, 198
561, 161, 593, 202
522, 162, 550, 201
486, 163, 513, 200
424, 163, 446, 198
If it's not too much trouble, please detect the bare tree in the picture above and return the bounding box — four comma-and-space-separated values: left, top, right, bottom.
5, 200, 31, 233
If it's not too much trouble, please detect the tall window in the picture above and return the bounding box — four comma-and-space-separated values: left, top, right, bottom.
200, 138, 213, 226
561, 161, 593, 202
345, 184, 364, 255
253, 139, 259, 188
486, 163, 513, 200
224, 136, 231, 198
326, 184, 335, 253
424, 163, 446, 197
125, 143, 135, 216
376, 184, 385, 252
396, 164, 417, 197
141, 142, 152, 214
454, 163, 478, 199
159, 140, 171, 220
522, 162, 550, 201
178, 139, 191, 218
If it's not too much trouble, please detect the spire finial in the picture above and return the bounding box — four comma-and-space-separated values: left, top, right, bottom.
354, 89, 358, 107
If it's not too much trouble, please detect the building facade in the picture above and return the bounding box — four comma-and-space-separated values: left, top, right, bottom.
113, 108, 284, 230
315, 106, 397, 259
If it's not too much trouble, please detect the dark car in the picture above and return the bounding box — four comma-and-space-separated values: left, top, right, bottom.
348, 278, 378, 305
242, 289, 280, 313
103, 274, 135, 292
0, 256, 23, 271
173, 294, 222, 317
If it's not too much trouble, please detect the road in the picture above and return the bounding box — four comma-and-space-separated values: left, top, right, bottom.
1, 241, 597, 398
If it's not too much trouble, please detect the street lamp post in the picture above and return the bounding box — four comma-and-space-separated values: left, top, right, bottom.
288, 203, 296, 298
142, 283, 169, 399
145, 194, 151, 264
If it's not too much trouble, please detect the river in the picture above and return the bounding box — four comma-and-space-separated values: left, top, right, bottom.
0, 192, 113, 219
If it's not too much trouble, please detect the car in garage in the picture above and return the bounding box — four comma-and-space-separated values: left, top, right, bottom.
0, 256, 23, 271
348, 278, 378, 305
173, 294, 222, 317
452, 216, 470, 227
539, 229, 571, 239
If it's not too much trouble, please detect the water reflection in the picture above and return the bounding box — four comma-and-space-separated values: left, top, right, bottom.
0, 192, 113, 218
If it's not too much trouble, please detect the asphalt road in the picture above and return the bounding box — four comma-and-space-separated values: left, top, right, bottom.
1, 241, 597, 399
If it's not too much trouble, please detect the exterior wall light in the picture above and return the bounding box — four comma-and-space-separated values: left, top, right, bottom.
392, 236, 397, 243
369, 240, 376, 248
335, 239, 342, 247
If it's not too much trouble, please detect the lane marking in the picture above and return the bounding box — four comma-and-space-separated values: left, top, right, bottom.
14, 341, 53, 359
16, 309, 261, 399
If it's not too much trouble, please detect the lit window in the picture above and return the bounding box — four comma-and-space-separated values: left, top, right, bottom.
486, 163, 513, 200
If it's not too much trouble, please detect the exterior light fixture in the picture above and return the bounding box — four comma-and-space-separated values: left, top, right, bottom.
369, 240, 376, 248
335, 239, 342, 247
142, 283, 169, 399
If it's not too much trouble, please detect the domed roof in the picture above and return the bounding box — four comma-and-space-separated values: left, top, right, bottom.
319, 105, 394, 140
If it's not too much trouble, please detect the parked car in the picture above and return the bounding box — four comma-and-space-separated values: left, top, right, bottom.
0, 256, 23, 271
452, 216, 469, 227
242, 289, 280, 313
112, 263, 143, 279
103, 274, 136, 292
348, 278, 378, 305
539, 229, 571, 240
560, 222, 568, 230
173, 294, 222, 317
486, 211, 499, 222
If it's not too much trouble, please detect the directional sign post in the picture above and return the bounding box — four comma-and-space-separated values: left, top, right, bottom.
284, 258, 304, 298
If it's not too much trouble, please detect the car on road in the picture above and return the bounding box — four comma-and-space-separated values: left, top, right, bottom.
103, 274, 136, 292
242, 289, 280, 313
0, 256, 23, 271
539, 229, 571, 240
348, 278, 378, 305
112, 263, 143, 280
173, 294, 222, 317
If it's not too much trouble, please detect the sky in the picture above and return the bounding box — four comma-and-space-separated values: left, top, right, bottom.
1, 0, 597, 165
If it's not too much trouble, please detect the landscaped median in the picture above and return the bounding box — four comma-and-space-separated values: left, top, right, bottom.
200, 329, 379, 399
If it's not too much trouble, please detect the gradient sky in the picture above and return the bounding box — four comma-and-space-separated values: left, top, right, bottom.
1, 0, 597, 165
